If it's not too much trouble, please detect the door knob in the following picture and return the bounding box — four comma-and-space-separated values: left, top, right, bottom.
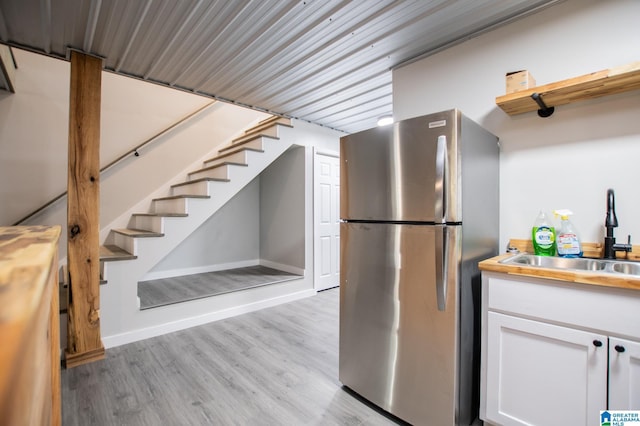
593, 340, 603, 347
614, 345, 626, 353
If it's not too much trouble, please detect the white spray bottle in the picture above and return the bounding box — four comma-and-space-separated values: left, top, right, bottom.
554, 209, 583, 258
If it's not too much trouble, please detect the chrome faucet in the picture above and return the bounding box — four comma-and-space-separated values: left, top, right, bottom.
604, 188, 632, 259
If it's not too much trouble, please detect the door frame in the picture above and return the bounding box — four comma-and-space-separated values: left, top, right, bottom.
313, 148, 340, 291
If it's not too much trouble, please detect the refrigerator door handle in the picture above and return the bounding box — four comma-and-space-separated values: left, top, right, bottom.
434, 135, 447, 223
435, 226, 448, 311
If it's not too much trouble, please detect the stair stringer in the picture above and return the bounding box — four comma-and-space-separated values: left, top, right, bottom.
99, 127, 314, 347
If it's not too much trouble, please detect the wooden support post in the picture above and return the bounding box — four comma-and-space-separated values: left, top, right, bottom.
65, 50, 105, 368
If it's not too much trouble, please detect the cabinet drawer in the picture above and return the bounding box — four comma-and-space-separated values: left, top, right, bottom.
483, 272, 640, 340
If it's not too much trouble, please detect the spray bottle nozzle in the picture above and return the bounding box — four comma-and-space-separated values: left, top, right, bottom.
554, 209, 573, 220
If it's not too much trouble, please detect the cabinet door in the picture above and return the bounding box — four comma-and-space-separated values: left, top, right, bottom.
484, 312, 608, 426
609, 337, 640, 410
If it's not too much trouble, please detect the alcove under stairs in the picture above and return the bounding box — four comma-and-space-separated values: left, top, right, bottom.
138, 265, 302, 309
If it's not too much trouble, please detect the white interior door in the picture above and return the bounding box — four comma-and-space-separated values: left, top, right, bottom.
314, 151, 340, 291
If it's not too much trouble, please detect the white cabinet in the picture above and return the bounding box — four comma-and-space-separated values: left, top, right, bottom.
480, 272, 640, 426
609, 337, 640, 410
485, 312, 607, 425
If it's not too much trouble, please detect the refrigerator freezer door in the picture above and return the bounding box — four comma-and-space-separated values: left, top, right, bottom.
339, 222, 460, 425
340, 110, 459, 223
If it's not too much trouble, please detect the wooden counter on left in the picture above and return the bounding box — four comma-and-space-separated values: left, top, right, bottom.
0, 226, 62, 426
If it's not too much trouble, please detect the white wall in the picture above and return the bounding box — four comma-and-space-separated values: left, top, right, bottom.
260, 146, 306, 269
393, 0, 640, 251
0, 48, 209, 225
0, 50, 69, 226
146, 179, 261, 278
144, 121, 341, 279
0, 48, 268, 261
98, 122, 340, 347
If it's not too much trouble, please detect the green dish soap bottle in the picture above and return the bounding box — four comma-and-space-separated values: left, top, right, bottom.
532, 211, 556, 256
554, 209, 583, 258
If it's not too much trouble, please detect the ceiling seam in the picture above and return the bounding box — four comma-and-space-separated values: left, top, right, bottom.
40, 0, 52, 53
194, 0, 304, 89
207, 0, 352, 92
392, 0, 566, 70
83, 0, 102, 53
142, 0, 204, 79
168, 0, 254, 86
114, 0, 153, 72
231, 0, 403, 99
278, 70, 390, 114
0, 6, 9, 41
254, 0, 458, 105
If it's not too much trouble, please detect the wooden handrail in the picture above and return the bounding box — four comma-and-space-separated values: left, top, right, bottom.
100, 100, 216, 174
12, 100, 216, 226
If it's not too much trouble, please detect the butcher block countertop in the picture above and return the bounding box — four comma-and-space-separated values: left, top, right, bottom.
479, 253, 640, 291
0, 225, 62, 425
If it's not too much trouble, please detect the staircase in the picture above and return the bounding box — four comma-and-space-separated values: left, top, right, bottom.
102, 115, 292, 265
92, 115, 309, 347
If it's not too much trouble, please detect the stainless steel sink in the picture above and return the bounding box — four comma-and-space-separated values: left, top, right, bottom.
499, 253, 640, 277
611, 262, 640, 276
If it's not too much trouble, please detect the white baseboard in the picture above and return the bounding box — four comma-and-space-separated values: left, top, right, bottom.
259, 259, 305, 276
102, 288, 316, 348
141, 259, 260, 281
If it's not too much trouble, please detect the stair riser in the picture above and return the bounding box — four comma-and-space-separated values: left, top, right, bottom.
99, 121, 297, 345
132, 216, 164, 233
245, 125, 279, 139
113, 232, 137, 255
189, 165, 230, 181
247, 118, 291, 135
230, 138, 265, 152
153, 198, 188, 215
204, 151, 248, 168
232, 126, 279, 145
172, 181, 210, 197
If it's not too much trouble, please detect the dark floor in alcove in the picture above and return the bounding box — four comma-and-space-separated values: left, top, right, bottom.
138, 265, 302, 309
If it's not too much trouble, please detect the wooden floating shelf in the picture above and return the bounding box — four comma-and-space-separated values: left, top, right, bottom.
496, 61, 640, 116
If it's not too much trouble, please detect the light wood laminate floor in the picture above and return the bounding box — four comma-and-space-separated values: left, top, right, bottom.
62, 288, 404, 425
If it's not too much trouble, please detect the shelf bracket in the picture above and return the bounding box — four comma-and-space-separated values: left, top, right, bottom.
531, 93, 555, 118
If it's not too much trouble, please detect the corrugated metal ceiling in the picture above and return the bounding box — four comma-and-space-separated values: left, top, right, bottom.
0, 0, 561, 133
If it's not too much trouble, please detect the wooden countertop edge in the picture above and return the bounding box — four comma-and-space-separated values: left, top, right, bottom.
0, 226, 61, 418
479, 253, 640, 291
0, 226, 62, 318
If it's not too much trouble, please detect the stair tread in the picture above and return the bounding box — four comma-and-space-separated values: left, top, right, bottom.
258, 115, 286, 125
112, 228, 164, 238
171, 177, 230, 188
131, 212, 189, 217
100, 244, 137, 260
254, 115, 292, 127
152, 194, 210, 201
204, 147, 264, 164
188, 161, 248, 176
245, 118, 292, 135
231, 132, 278, 145
219, 136, 273, 154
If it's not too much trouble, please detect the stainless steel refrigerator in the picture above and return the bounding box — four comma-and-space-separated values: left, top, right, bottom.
339, 109, 499, 425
